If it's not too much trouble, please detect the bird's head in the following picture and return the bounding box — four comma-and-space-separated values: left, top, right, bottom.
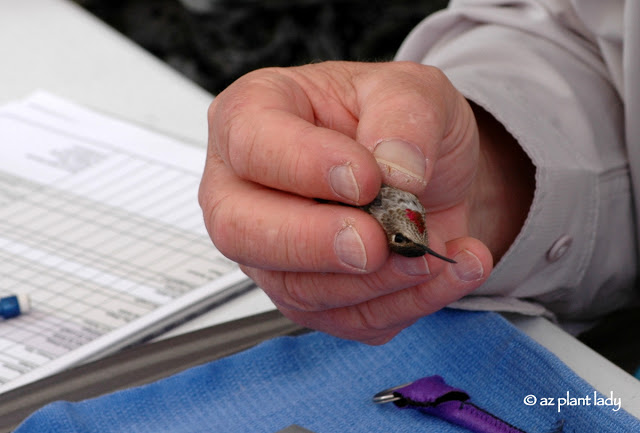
366, 185, 456, 263
386, 208, 429, 257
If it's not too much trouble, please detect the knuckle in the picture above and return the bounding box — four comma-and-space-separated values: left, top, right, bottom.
277, 273, 326, 312
209, 81, 263, 174
206, 97, 220, 125
274, 219, 304, 266
286, 123, 316, 179
392, 61, 449, 87
198, 155, 223, 209
218, 107, 257, 178
202, 191, 240, 257
247, 269, 325, 315
198, 169, 237, 257
350, 301, 394, 335
364, 64, 449, 127
245, 255, 329, 313
277, 211, 333, 271
422, 63, 449, 84
392, 60, 431, 76
407, 284, 439, 316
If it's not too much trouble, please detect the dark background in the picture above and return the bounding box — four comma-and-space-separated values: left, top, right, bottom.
74, 0, 447, 94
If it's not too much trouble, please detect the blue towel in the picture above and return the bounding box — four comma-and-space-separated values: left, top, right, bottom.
16, 309, 639, 432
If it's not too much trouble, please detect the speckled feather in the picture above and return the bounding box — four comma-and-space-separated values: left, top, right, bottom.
361, 185, 456, 263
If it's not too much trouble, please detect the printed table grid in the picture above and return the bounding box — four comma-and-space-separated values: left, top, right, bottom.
0, 94, 252, 393
0, 125, 238, 387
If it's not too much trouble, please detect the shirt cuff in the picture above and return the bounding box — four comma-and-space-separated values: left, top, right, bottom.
396, 22, 629, 317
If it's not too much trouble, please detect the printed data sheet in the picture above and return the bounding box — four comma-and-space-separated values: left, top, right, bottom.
0, 93, 250, 393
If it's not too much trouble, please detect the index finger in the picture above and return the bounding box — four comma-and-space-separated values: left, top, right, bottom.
207, 67, 381, 205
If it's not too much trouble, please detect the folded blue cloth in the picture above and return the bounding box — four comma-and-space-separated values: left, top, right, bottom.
16, 309, 639, 432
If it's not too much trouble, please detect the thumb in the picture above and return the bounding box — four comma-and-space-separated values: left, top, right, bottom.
354, 61, 477, 205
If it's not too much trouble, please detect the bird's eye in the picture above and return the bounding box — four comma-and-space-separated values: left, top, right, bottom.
394, 233, 407, 243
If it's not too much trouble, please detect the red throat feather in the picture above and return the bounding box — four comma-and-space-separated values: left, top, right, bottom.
405, 209, 425, 234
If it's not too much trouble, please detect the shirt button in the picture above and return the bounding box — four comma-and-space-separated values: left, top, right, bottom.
546, 235, 572, 262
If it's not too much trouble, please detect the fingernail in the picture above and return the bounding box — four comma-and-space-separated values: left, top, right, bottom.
392, 255, 430, 276
329, 164, 360, 202
335, 225, 367, 270
373, 139, 426, 182
452, 250, 484, 281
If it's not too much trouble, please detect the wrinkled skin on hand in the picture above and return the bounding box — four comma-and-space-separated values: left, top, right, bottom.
199, 61, 533, 344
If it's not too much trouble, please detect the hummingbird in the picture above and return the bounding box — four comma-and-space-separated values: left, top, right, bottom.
361, 184, 456, 263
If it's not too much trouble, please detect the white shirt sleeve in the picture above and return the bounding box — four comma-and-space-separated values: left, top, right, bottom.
395, 0, 638, 320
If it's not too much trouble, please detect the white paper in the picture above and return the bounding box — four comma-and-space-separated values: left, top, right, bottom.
0, 92, 250, 393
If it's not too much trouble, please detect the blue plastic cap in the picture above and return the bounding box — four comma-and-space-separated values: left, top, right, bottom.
1, 295, 23, 319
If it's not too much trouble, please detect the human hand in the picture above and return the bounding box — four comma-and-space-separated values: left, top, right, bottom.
199, 61, 533, 344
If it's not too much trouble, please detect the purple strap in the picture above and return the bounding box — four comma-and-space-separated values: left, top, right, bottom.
390, 376, 526, 433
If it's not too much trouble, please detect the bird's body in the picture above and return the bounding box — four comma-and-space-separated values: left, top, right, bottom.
361, 185, 456, 263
